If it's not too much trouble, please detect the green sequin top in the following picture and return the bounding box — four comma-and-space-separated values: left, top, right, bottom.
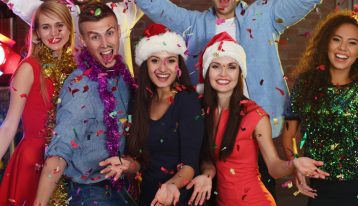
287, 79, 358, 181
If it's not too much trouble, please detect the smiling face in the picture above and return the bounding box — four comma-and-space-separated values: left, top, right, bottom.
328, 23, 358, 73
80, 16, 120, 68
208, 56, 241, 96
147, 51, 179, 89
211, 0, 238, 19
36, 13, 71, 54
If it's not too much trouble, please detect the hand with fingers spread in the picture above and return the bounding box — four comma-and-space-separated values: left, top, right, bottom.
294, 171, 317, 198
186, 174, 212, 205
151, 183, 180, 206
99, 156, 131, 180
293, 157, 330, 179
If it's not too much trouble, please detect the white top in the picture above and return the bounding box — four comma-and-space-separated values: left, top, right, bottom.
215, 17, 237, 41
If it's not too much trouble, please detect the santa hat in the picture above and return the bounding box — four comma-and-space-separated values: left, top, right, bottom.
135, 24, 187, 66
196, 32, 248, 97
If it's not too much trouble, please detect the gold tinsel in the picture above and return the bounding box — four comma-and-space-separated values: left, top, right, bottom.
37, 43, 76, 206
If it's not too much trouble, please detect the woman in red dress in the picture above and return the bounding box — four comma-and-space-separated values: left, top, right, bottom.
0, 1, 75, 205
185, 32, 330, 206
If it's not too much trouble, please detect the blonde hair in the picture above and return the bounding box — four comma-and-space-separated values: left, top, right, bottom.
27, 0, 74, 103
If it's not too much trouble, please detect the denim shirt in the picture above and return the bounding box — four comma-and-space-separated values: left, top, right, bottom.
46, 69, 130, 184
136, 0, 321, 137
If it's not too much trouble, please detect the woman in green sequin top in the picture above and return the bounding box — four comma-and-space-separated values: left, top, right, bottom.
282, 10, 358, 206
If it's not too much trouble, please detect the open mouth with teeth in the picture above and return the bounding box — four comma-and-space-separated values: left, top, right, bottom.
216, 79, 230, 85
155, 72, 171, 82
100, 49, 114, 64
48, 38, 61, 44
335, 53, 348, 61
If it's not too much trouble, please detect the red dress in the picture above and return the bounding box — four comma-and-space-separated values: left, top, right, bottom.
0, 57, 54, 206
215, 100, 276, 206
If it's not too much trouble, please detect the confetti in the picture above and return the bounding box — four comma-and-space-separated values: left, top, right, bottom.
260, 79, 264, 86
230, 168, 236, 175
275, 87, 285, 96
275, 18, 284, 23
83, 85, 89, 93
246, 28, 253, 39
316, 64, 326, 71
216, 18, 226, 25
20, 93, 28, 98
96, 130, 105, 136
70, 140, 79, 149
273, 118, 279, 125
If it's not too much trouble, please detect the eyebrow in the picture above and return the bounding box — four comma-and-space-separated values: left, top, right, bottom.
87, 26, 116, 36
150, 55, 178, 59
40, 21, 64, 26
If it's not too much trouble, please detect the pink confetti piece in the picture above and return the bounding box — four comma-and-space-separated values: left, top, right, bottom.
70, 140, 79, 149
216, 18, 225, 25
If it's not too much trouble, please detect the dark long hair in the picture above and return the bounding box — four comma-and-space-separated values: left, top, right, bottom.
202, 67, 245, 161
294, 10, 358, 107
126, 56, 194, 166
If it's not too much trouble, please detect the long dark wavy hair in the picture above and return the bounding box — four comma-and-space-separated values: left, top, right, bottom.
202, 66, 246, 161
294, 10, 358, 107
126, 56, 194, 166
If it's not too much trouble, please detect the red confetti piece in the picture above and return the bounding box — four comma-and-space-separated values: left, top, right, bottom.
83, 85, 89, 93
96, 130, 105, 136
71, 88, 80, 96
110, 2, 117, 9
83, 68, 93, 76
11, 86, 17, 92
80, 175, 88, 180
275, 87, 285, 96
316, 64, 326, 71
70, 140, 79, 149
90, 176, 102, 181
198, 94, 204, 99
20, 93, 28, 98
246, 28, 253, 39
146, 87, 153, 97
74, 75, 83, 82
112, 86, 117, 92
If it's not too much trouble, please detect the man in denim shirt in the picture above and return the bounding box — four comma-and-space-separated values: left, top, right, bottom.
34, 3, 136, 206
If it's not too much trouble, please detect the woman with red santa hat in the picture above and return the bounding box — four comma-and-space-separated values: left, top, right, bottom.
99, 24, 204, 206
185, 32, 330, 206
